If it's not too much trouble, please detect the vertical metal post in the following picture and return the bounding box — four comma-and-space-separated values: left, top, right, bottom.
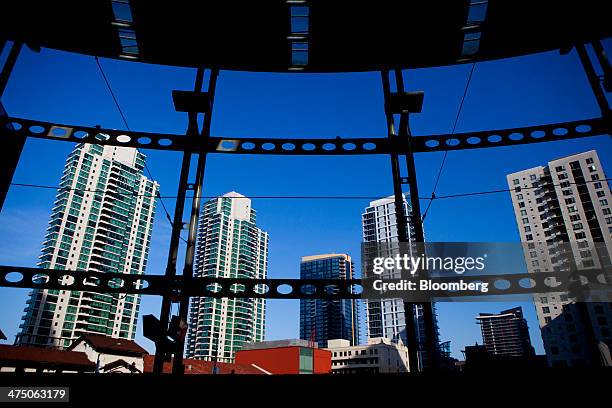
576, 43, 610, 117
0, 41, 24, 213
0, 41, 22, 96
153, 67, 205, 374
380, 70, 419, 372
172, 69, 219, 374
394, 69, 438, 370
591, 41, 611, 92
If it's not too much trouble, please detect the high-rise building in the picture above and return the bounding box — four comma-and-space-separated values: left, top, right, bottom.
186, 192, 269, 362
299, 254, 359, 347
507, 150, 612, 367
476, 307, 535, 358
17, 142, 158, 349
361, 195, 439, 368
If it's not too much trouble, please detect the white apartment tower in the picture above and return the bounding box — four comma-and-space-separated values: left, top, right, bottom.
186, 192, 269, 362
17, 142, 158, 349
507, 150, 612, 367
361, 195, 439, 369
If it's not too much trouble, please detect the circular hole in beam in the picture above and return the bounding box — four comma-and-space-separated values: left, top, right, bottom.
493, 279, 511, 290
518, 278, 536, 289
108, 277, 125, 289
509, 133, 523, 141
9, 122, 23, 130
254, 283, 270, 294
134, 279, 149, 290
59, 275, 75, 286
282, 143, 296, 151
342, 143, 356, 151
262, 143, 275, 151
74, 130, 89, 139
83, 276, 100, 287
158, 139, 172, 146
30, 125, 45, 134
116, 135, 131, 143
241, 142, 256, 150
487, 135, 502, 143
277, 284, 293, 294
467, 137, 481, 145
138, 137, 152, 145
575, 124, 591, 133
32, 274, 50, 284
324, 284, 339, 295
323, 143, 336, 151
230, 283, 246, 293
552, 128, 568, 136
301, 284, 316, 295
51, 127, 67, 137
445, 138, 460, 146
425, 140, 440, 148
362, 142, 377, 151
302, 143, 316, 151
530, 130, 546, 139
350, 284, 364, 295
5, 272, 24, 283
220, 140, 237, 150
206, 283, 222, 293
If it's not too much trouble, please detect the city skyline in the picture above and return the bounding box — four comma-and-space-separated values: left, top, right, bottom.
0, 44, 610, 360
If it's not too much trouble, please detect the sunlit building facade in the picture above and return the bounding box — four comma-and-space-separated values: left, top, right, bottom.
186, 192, 269, 362
17, 143, 158, 348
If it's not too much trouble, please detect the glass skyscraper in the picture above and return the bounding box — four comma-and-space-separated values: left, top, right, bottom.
17, 142, 158, 348
186, 192, 269, 362
299, 254, 359, 347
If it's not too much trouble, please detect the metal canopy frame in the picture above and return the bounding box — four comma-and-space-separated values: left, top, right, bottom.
0, 7, 611, 374
0, 1, 610, 72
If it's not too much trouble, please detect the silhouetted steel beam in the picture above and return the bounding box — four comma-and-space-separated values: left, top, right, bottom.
153, 67, 206, 374
394, 68, 438, 371
173, 69, 219, 374
0, 42, 23, 212
1, 116, 607, 155
2, 265, 608, 300
381, 69, 420, 373
576, 43, 610, 117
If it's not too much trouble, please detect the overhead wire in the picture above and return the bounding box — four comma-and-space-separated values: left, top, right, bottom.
422, 62, 477, 222
94, 56, 187, 243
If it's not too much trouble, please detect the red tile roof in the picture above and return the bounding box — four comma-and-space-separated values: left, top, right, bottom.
68, 334, 148, 357
143, 355, 266, 375
0, 344, 95, 370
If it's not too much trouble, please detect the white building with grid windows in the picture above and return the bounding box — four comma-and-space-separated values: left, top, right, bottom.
17, 143, 158, 349
361, 195, 439, 369
186, 192, 269, 362
507, 150, 612, 367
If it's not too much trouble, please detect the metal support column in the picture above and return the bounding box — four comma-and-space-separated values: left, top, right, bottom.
576, 43, 610, 117
153, 67, 205, 374
380, 70, 420, 372
394, 69, 438, 371
591, 41, 611, 93
172, 69, 219, 374
0, 41, 24, 212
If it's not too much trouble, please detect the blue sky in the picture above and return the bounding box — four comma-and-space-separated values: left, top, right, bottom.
0, 42, 610, 359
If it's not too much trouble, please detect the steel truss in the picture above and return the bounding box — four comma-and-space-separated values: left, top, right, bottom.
1, 265, 609, 300
0, 115, 608, 155
0, 39, 610, 374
